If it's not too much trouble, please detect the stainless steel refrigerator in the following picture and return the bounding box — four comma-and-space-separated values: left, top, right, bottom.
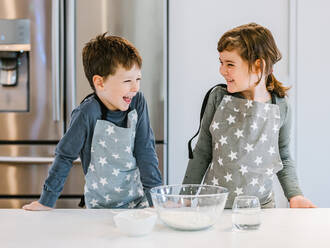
0, 0, 167, 208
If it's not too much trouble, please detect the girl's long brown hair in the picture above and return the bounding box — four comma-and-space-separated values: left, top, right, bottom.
217, 23, 289, 97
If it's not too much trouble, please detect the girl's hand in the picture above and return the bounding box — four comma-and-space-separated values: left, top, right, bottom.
22, 201, 53, 211
289, 195, 317, 208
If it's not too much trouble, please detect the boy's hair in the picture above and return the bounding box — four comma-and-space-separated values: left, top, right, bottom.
217, 23, 289, 97
82, 33, 142, 91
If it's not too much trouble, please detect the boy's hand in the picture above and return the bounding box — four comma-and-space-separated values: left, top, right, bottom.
22, 201, 53, 211
289, 195, 317, 208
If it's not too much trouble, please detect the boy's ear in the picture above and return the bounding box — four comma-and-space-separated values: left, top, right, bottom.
93, 75, 104, 90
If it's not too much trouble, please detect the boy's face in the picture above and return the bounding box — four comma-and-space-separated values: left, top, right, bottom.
94, 64, 141, 111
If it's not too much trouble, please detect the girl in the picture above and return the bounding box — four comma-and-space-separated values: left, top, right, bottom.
184, 23, 315, 208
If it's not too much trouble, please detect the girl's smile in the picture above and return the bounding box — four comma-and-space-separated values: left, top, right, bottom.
219, 50, 269, 102
219, 49, 253, 94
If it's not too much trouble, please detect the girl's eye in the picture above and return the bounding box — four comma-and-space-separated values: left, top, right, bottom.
228, 64, 234, 67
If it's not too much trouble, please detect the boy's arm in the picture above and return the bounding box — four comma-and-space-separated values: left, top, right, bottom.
23, 109, 88, 210
22, 201, 52, 211
133, 93, 162, 206
182, 89, 219, 185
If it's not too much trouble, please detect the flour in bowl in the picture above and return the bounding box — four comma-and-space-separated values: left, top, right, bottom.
159, 210, 214, 230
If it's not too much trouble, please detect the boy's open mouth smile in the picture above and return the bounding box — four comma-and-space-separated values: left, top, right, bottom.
123, 96, 132, 104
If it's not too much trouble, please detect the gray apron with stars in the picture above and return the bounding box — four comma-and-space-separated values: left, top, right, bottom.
203, 95, 283, 209
84, 109, 148, 209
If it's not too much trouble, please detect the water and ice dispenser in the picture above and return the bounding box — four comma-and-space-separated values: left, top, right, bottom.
0, 19, 30, 112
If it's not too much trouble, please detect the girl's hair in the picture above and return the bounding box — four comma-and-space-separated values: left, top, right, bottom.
217, 23, 289, 97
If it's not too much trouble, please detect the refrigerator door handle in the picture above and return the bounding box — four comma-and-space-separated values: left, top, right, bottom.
52, 0, 60, 122
0, 156, 81, 164
66, 0, 77, 116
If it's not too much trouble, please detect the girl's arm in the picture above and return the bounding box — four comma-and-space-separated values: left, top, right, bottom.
183, 88, 224, 185
276, 100, 316, 207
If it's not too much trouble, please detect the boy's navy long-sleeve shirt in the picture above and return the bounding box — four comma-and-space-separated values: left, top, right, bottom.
39, 92, 162, 207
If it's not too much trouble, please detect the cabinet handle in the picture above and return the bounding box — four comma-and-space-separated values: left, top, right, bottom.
52, 0, 60, 121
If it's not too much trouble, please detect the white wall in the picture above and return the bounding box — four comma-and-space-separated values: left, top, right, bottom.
295, 0, 330, 207
168, 0, 291, 207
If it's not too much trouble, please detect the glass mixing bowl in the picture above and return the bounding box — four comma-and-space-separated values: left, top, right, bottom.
150, 184, 228, 231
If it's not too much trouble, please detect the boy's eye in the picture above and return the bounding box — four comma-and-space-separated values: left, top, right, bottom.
122, 79, 140, 84
228, 64, 234, 67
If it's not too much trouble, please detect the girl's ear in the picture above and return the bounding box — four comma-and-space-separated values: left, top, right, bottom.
253, 59, 261, 72
253, 58, 265, 74
93, 75, 104, 90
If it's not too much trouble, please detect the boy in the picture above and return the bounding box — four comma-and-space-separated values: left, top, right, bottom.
23, 33, 162, 210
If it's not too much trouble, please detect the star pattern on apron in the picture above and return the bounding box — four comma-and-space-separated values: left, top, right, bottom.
203, 95, 283, 208
84, 110, 149, 209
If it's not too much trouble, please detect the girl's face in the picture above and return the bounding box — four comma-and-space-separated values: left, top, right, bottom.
219, 50, 260, 94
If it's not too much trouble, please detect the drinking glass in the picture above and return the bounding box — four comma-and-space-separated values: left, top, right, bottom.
232, 195, 261, 230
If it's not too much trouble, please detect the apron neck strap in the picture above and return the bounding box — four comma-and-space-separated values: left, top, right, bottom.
80, 93, 107, 119
271, 92, 277, 104
93, 93, 108, 120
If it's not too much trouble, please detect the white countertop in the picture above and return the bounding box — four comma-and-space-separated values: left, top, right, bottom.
1, 208, 330, 248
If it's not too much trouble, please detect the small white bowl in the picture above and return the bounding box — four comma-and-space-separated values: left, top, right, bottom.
113, 209, 157, 236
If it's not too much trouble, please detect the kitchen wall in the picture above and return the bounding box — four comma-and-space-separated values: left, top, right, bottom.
168, 0, 330, 207
295, 0, 330, 207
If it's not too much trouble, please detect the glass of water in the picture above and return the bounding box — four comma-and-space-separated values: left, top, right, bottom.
232, 195, 261, 231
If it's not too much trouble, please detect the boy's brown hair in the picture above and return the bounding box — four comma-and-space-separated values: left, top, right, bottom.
217, 23, 289, 97
82, 33, 142, 91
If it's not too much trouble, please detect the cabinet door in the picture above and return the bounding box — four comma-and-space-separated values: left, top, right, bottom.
0, 0, 64, 141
